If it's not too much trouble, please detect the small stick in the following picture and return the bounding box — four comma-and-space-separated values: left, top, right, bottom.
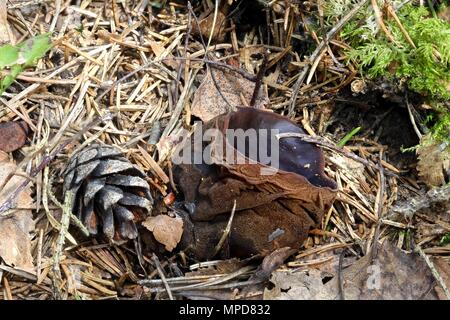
188, 2, 233, 109
152, 254, 174, 300
213, 200, 237, 257
386, 2, 416, 48
405, 93, 423, 139
415, 245, 450, 300
250, 52, 268, 107
49, 0, 61, 32
52, 190, 75, 299
338, 249, 346, 300
370, 160, 386, 262
47, 173, 89, 236
371, 0, 396, 44
173, 2, 193, 104
36, 228, 44, 280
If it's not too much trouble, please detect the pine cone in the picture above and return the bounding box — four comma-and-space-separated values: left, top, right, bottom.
62, 144, 153, 241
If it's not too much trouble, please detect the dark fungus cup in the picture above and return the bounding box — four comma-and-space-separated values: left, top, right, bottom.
174, 107, 337, 259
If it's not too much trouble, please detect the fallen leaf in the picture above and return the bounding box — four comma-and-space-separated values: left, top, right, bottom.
0, 121, 29, 152
264, 241, 437, 300
264, 268, 336, 300
0, 151, 35, 271
191, 69, 269, 122
328, 242, 436, 299
142, 214, 183, 252
416, 133, 450, 187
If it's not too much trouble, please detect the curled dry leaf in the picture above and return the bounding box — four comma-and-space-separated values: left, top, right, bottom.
0, 151, 35, 271
191, 69, 269, 122
0, 121, 29, 152
174, 107, 337, 259
142, 214, 184, 252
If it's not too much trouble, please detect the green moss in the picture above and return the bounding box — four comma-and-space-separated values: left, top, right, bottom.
428, 107, 450, 144
324, 2, 450, 146
342, 4, 450, 100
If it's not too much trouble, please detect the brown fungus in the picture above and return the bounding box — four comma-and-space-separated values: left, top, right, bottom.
173, 107, 337, 259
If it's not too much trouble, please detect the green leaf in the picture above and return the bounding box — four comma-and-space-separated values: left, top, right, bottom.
337, 126, 361, 147
0, 44, 19, 69
0, 33, 52, 95
17, 33, 52, 67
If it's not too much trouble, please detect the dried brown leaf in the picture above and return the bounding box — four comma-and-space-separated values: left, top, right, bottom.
264, 268, 336, 300
0, 151, 35, 271
264, 242, 437, 300
191, 69, 269, 122
329, 242, 436, 299
142, 214, 183, 252
417, 134, 450, 187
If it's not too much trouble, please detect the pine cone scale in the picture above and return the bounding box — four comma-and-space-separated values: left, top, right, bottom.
72, 160, 101, 185
106, 175, 149, 189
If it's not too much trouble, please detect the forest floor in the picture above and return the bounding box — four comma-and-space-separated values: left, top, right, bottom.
0, 0, 449, 300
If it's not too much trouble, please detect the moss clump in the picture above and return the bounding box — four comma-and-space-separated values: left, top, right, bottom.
324, 1, 450, 145
342, 4, 450, 99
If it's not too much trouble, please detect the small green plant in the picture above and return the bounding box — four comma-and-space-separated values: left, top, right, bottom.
0, 33, 52, 95
440, 233, 450, 246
